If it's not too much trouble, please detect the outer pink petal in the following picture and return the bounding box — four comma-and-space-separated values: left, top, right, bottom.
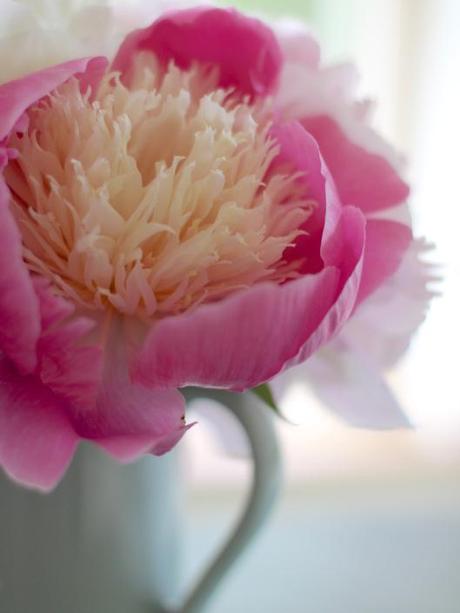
0, 356, 79, 492
134, 267, 340, 392
272, 121, 409, 310
357, 219, 412, 304
32, 282, 188, 459
0, 56, 108, 141
270, 120, 361, 277
301, 115, 409, 213
85, 390, 189, 462
72, 335, 188, 461
112, 7, 282, 98
270, 121, 342, 274
33, 279, 103, 410
0, 173, 40, 373
0, 56, 108, 372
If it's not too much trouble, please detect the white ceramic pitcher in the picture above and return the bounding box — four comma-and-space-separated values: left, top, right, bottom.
0, 389, 281, 613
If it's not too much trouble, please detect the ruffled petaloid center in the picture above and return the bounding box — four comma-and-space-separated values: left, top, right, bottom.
6, 55, 314, 319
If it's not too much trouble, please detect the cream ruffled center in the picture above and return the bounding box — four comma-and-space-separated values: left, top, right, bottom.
6, 56, 314, 319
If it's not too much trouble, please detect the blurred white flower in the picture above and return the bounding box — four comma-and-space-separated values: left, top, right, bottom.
271, 238, 439, 429
0, 0, 180, 83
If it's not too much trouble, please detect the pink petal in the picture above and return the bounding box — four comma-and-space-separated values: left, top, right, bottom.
72, 335, 188, 461
113, 7, 282, 98
32, 282, 188, 460
270, 121, 364, 279
0, 56, 108, 141
0, 57, 108, 373
0, 176, 40, 373
134, 267, 341, 392
38, 317, 103, 409
271, 122, 367, 368
269, 121, 341, 274
33, 280, 104, 410
287, 205, 366, 367
357, 219, 412, 304
0, 356, 79, 492
301, 115, 409, 213
271, 118, 411, 323
91, 415, 189, 462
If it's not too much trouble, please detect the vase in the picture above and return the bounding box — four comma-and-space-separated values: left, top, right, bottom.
0, 389, 281, 613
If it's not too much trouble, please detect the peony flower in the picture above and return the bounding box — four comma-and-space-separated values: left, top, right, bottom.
0, 4, 423, 491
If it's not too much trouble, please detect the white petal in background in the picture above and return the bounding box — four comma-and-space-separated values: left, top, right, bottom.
340, 238, 439, 370
0, 0, 188, 83
272, 345, 411, 430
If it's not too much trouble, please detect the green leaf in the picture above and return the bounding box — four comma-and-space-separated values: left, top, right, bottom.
251, 383, 279, 414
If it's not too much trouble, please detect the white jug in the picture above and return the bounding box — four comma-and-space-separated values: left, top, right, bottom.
0, 389, 281, 613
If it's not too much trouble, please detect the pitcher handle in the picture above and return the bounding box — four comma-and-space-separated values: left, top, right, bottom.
174, 388, 282, 613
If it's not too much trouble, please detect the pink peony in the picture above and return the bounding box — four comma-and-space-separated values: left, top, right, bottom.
0, 6, 417, 491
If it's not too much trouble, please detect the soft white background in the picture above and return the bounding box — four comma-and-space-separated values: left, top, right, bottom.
180, 1, 460, 611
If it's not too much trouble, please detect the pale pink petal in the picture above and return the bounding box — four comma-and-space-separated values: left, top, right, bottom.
371, 201, 412, 226
276, 62, 361, 121
0, 56, 108, 141
272, 344, 410, 429
357, 219, 412, 304
0, 175, 40, 373
301, 115, 409, 213
276, 62, 405, 172
342, 237, 439, 368
275, 19, 320, 68
0, 356, 79, 492
113, 7, 282, 98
